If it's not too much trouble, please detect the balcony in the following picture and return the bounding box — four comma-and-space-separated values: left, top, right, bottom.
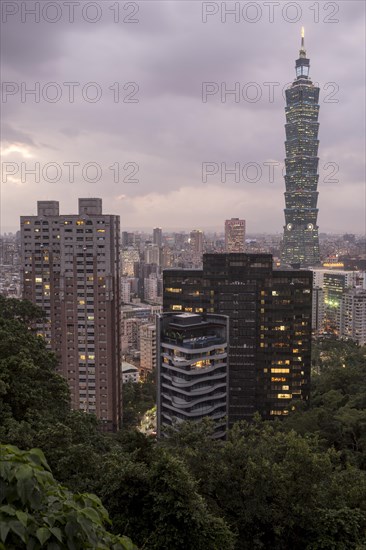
163, 335, 226, 350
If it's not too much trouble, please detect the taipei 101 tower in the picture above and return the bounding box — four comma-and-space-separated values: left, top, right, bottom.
281, 29, 321, 267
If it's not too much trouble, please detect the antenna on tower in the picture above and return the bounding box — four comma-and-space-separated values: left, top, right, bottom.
300, 26, 306, 57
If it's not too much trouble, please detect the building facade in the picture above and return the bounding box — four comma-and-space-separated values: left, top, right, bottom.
225, 218, 246, 253
21, 199, 121, 431
157, 312, 229, 438
153, 227, 163, 248
163, 253, 312, 425
190, 230, 204, 255
281, 30, 321, 267
341, 289, 366, 346
140, 323, 157, 376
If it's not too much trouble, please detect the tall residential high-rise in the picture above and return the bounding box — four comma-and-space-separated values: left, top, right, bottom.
190, 230, 204, 255
164, 254, 312, 425
157, 312, 229, 438
225, 218, 246, 253
21, 199, 121, 431
153, 227, 163, 248
139, 323, 157, 377
341, 289, 366, 346
144, 243, 160, 265
281, 29, 321, 268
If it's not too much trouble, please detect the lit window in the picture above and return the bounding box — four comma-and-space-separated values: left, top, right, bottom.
271, 368, 290, 374
172, 305, 182, 311
35, 277, 42, 283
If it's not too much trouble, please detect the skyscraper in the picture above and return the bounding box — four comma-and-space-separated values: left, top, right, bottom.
21, 199, 121, 431
153, 227, 163, 248
190, 230, 204, 255
281, 29, 321, 267
225, 218, 246, 253
163, 254, 312, 425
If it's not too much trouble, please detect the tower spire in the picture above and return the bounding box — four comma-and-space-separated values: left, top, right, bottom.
300, 26, 306, 58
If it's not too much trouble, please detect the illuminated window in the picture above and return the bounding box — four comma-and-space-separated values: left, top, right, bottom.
78, 300, 85, 305
172, 305, 182, 311
278, 394, 292, 399
24, 220, 31, 225
79, 354, 86, 360
166, 288, 182, 293
195, 308, 203, 313
35, 277, 42, 283
271, 368, 290, 374
97, 229, 105, 233
76, 220, 84, 226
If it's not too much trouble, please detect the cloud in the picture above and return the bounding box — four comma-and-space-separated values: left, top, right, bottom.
0, 1, 365, 234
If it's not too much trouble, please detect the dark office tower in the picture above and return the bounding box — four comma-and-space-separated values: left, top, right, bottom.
153, 227, 163, 248
157, 312, 229, 438
164, 254, 312, 425
21, 199, 121, 432
282, 29, 320, 268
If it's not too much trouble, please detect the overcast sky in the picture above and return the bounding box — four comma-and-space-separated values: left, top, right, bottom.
1, 0, 365, 234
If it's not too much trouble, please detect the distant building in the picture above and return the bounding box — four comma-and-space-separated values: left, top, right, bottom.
190, 230, 204, 255
157, 312, 229, 438
341, 289, 366, 346
21, 199, 121, 431
121, 361, 139, 383
323, 271, 357, 334
312, 287, 325, 336
121, 278, 131, 303
122, 247, 140, 277
144, 273, 159, 302
153, 227, 163, 248
144, 243, 160, 265
225, 218, 246, 253
140, 323, 157, 376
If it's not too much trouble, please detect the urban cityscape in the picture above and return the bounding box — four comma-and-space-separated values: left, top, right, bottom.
1, 2, 365, 549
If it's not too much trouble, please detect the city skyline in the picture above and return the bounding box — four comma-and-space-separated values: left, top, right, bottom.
1, 2, 365, 235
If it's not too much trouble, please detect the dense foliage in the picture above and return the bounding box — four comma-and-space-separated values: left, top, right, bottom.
0, 296, 365, 549
0, 444, 136, 550
122, 372, 156, 428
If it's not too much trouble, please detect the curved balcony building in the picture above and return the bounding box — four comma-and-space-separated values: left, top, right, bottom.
157, 312, 229, 438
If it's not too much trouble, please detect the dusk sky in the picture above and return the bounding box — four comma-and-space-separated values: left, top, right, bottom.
1, 0, 365, 234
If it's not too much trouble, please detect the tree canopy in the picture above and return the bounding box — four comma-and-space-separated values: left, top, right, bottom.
1, 296, 366, 549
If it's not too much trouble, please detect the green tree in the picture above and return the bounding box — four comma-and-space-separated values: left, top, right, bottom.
95, 446, 235, 550
0, 444, 137, 550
